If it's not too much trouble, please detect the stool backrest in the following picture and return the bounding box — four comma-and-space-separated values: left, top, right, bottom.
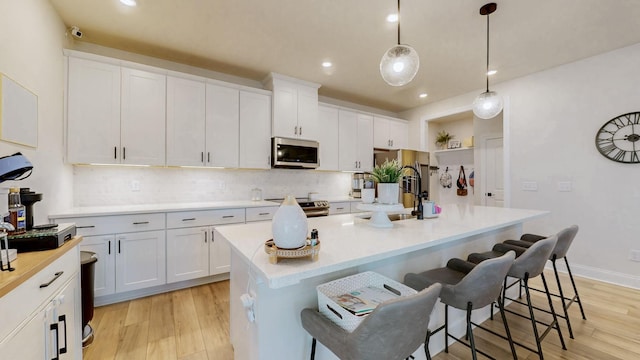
442, 251, 515, 310
349, 283, 442, 360
553, 225, 579, 259
509, 235, 557, 279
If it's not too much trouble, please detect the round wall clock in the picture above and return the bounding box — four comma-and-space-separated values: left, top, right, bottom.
595, 112, 640, 163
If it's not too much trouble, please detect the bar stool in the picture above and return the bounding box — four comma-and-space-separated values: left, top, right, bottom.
300, 283, 441, 360
404, 251, 517, 360
503, 225, 585, 339
467, 235, 565, 360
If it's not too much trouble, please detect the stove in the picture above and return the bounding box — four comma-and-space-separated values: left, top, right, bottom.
267, 198, 330, 217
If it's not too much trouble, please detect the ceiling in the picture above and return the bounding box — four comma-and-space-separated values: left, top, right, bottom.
49, 0, 640, 113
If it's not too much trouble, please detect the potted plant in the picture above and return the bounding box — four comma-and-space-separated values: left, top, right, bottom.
371, 159, 404, 204
435, 130, 454, 149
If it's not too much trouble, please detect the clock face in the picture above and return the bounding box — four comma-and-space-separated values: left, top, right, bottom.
595, 112, 640, 163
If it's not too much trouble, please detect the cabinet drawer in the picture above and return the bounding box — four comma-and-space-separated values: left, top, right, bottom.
350, 202, 365, 213
246, 206, 279, 222
329, 202, 351, 215
62, 213, 165, 236
0, 247, 79, 341
167, 208, 245, 228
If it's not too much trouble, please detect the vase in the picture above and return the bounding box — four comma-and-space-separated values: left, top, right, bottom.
272, 195, 308, 249
377, 183, 400, 204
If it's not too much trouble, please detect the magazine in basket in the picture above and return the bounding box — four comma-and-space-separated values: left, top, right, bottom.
330, 286, 399, 316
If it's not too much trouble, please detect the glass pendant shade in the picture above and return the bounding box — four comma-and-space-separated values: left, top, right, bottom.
380, 44, 420, 86
472, 90, 503, 119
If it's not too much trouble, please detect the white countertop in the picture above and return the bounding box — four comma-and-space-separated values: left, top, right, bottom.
49, 200, 280, 218
217, 204, 549, 289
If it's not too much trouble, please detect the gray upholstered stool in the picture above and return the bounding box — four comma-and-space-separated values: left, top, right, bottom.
467, 235, 565, 360
404, 251, 517, 360
503, 225, 585, 339
300, 283, 441, 360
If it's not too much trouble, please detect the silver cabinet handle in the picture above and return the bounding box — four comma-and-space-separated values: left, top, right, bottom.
133, 221, 149, 225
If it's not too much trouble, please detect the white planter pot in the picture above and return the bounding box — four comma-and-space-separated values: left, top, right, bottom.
272, 195, 308, 249
377, 183, 400, 204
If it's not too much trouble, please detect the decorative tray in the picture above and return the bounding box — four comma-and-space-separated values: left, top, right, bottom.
264, 239, 320, 264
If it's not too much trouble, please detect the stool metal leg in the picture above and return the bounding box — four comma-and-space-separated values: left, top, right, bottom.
466, 302, 478, 360
551, 257, 574, 338
565, 256, 587, 320
424, 330, 432, 360
541, 273, 567, 350
498, 293, 518, 360
444, 304, 449, 353
310, 338, 316, 360
523, 275, 544, 360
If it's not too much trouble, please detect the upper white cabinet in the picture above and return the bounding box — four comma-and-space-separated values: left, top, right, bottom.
317, 104, 340, 171
206, 83, 240, 168
120, 67, 166, 165
67, 56, 167, 165
239, 91, 272, 169
264, 73, 320, 141
339, 110, 373, 171
166, 75, 206, 166
374, 116, 409, 150
67, 57, 121, 164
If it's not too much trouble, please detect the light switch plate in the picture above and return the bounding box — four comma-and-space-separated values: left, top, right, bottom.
522, 181, 538, 191
557, 181, 572, 192
630, 250, 640, 262
131, 180, 140, 192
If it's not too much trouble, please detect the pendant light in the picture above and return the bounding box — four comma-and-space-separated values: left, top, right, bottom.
380, 0, 420, 86
472, 3, 503, 119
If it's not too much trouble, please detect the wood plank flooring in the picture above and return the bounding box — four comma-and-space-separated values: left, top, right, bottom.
84, 272, 640, 360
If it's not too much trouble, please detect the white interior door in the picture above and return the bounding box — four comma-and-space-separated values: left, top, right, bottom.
483, 136, 504, 207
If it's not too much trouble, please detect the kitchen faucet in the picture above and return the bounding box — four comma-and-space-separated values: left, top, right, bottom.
402, 165, 428, 220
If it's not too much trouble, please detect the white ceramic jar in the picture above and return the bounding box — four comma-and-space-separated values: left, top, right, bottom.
272, 195, 308, 249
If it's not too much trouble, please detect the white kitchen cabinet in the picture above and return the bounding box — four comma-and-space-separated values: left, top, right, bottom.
121, 67, 167, 166
350, 201, 365, 213
167, 227, 210, 283
239, 91, 272, 169
210, 227, 232, 275
115, 230, 166, 293
265, 73, 320, 140
166, 75, 206, 166
329, 201, 351, 215
317, 104, 340, 171
245, 206, 279, 222
80, 235, 116, 297
339, 110, 374, 171
207, 83, 240, 167
0, 247, 81, 360
374, 116, 409, 150
67, 56, 121, 164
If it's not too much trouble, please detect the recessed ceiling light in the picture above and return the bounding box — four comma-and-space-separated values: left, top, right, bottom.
419, 93, 428, 98
322, 61, 333, 68
120, 0, 137, 7
487, 69, 497, 76
386, 13, 398, 22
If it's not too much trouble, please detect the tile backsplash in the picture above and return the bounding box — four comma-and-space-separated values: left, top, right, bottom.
73, 165, 352, 206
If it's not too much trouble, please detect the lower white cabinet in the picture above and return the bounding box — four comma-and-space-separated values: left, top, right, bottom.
79, 235, 116, 297
210, 226, 232, 275
329, 201, 351, 215
115, 230, 166, 292
0, 247, 81, 360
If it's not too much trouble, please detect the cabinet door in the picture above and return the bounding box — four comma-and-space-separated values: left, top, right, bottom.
166, 227, 210, 283
121, 67, 166, 166
357, 113, 374, 172
80, 235, 116, 297
210, 227, 231, 275
0, 309, 46, 359
67, 57, 121, 164
373, 116, 391, 149
338, 109, 358, 171
271, 82, 298, 138
317, 105, 339, 171
55, 276, 82, 360
166, 76, 206, 166
206, 83, 240, 168
296, 86, 318, 140
329, 202, 351, 215
389, 119, 408, 149
115, 230, 166, 293
239, 91, 272, 169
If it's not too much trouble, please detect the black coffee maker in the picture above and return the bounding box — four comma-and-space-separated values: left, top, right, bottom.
19, 188, 42, 231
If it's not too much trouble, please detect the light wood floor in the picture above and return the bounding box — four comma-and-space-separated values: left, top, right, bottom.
83, 271, 640, 360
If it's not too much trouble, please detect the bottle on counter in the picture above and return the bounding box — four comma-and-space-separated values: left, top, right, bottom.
7, 187, 26, 234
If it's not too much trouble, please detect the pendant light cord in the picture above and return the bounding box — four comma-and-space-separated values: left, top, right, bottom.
397, 0, 401, 45
485, 11, 490, 92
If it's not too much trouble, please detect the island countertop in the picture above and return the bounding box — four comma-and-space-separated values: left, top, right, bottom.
216, 204, 548, 289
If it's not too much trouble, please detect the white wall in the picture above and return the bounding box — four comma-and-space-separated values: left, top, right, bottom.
0, 1, 73, 225
402, 42, 640, 288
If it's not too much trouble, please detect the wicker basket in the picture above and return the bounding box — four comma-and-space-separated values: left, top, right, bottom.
264, 239, 320, 264
316, 271, 417, 332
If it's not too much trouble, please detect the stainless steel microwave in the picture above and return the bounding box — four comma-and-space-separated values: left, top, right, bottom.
271, 137, 319, 169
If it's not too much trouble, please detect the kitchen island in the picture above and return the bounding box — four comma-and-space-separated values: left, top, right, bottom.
216, 204, 548, 360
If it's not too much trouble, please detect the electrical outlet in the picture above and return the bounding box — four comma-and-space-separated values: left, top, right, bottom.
630, 250, 640, 262
131, 180, 140, 192
522, 181, 538, 191
557, 181, 572, 192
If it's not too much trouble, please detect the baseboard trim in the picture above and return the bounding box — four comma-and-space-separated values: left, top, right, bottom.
547, 262, 640, 290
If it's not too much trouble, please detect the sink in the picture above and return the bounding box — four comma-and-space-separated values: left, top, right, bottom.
361, 213, 416, 221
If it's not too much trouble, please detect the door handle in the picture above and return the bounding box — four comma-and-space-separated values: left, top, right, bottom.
486, 192, 493, 197
40, 271, 64, 288
108, 240, 111, 255
58, 315, 68, 354
133, 221, 150, 225
204, 231, 207, 243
